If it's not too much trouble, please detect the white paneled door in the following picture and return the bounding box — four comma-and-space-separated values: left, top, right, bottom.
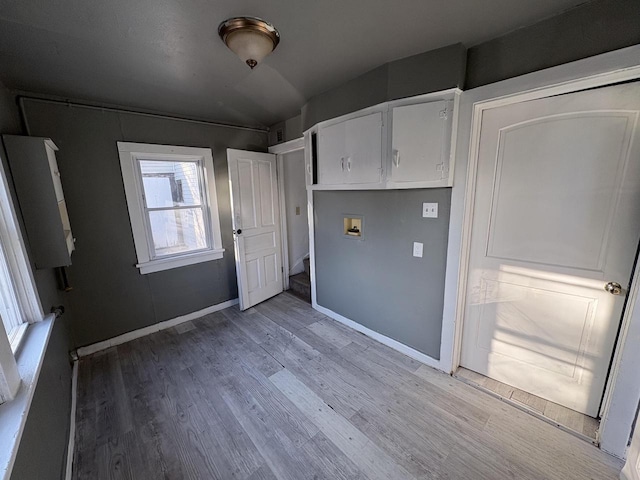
460, 82, 640, 416
227, 149, 283, 310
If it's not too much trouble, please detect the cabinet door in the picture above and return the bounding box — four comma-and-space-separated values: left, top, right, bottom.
318, 112, 383, 186
344, 112, 383, 184
3, 135, 73, 268
390, 101, 448, 184
45, 143, 65, 202
318, 120, 347, 185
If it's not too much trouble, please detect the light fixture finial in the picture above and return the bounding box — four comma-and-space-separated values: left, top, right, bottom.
218, 16, 280, 69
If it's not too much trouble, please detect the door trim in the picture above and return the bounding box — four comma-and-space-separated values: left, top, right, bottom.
441, 44, 640, 459
269, 138, 305, 290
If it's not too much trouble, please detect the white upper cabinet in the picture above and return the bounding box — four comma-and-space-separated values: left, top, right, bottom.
3, 135, 75, 268
310, 90, 458, 190
318, 112, 383, 186
389, 100, 452, 187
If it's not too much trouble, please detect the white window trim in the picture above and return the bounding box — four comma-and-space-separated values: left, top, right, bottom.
0, 158, 44, 327
118, 142, 224, 274
0, 146, 44, 402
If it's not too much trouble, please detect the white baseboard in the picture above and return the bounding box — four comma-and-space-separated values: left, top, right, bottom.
65, 360, 78, 480
76, 298, 239, 357
313, 303, 443, 371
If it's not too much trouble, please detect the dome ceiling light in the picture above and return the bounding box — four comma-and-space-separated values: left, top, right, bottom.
218, 16, 280, 69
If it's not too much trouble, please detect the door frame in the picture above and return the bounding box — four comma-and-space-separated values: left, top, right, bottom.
440, 44, 640, 459
268, 137, 305, 290
622, 396, 640, 480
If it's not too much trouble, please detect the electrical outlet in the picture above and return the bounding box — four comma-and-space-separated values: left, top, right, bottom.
413, 242, 423, 258
295, 206, 301, 215
422, 202, 438, 218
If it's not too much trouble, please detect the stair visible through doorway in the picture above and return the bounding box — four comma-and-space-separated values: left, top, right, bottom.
289, 257, 311, 303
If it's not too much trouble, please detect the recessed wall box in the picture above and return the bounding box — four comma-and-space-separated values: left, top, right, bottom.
343, 215, 364, 239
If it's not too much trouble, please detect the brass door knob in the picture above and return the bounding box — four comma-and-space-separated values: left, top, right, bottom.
604, 282, 623, 295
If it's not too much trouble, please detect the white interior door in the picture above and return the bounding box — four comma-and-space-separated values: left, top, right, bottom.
227, 149, 283, 310
460, 82, 640, 416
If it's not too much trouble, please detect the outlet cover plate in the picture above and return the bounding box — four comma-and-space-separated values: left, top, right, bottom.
423, 202, 438, 218
413, 242, 423, 258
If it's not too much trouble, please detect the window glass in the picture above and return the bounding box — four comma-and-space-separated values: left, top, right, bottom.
148, 208, 208, 256
139, 160, 202, 208
0, 242, 22, 338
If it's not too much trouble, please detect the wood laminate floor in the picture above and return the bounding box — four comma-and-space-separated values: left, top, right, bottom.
456, 367, 600, 440
73, 292, 622, 480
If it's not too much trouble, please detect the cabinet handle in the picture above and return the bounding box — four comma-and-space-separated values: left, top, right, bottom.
346, 157, 351, 172
341, 157, 344, 171
393, 149, 400, 167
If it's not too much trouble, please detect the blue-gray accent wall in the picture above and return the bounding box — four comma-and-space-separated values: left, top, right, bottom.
314, 189, 451, 359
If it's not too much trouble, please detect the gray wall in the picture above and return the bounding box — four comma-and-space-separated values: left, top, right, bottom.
466, 0, 640, 88
268, 115, 303, 147
276, 0, 639, 134
21, 99, 268, 348
9, 316, 72, 480
314, 189, 451, 359
301, 44, 466, 131
0, 83, 73, 480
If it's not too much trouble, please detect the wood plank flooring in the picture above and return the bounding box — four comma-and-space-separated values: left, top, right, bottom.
73, 292, 623, 480
456, 367, 600, 440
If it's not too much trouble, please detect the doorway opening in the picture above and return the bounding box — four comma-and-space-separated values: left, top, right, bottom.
277, 146, 310, 302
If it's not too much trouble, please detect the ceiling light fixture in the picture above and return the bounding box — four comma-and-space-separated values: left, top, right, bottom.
218, 16, 280, 69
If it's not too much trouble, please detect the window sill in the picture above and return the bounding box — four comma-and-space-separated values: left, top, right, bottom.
8, 324, 27, 355
136, 248, 225, 274
0, 315, 55, 480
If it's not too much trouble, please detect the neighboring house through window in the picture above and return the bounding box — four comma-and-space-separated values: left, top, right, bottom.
117, 142, 224, 274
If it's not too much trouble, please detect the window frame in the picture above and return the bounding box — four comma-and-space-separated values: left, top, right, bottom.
0, 144, 44, 403
117, 142, 224, 274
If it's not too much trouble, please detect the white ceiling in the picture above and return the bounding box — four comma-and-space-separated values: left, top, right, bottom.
0, 0, 587, 127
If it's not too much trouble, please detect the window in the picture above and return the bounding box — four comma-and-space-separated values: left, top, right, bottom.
0, 146, 44, 404
0, 242, 27, 348
118, 142, 224, 274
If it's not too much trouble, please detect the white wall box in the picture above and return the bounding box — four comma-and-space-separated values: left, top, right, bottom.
3, 135, 75, 268
307, 89, 460, 190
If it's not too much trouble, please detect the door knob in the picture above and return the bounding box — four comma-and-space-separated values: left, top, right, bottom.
234, 229, 242, 235
605, 282, 623, 295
